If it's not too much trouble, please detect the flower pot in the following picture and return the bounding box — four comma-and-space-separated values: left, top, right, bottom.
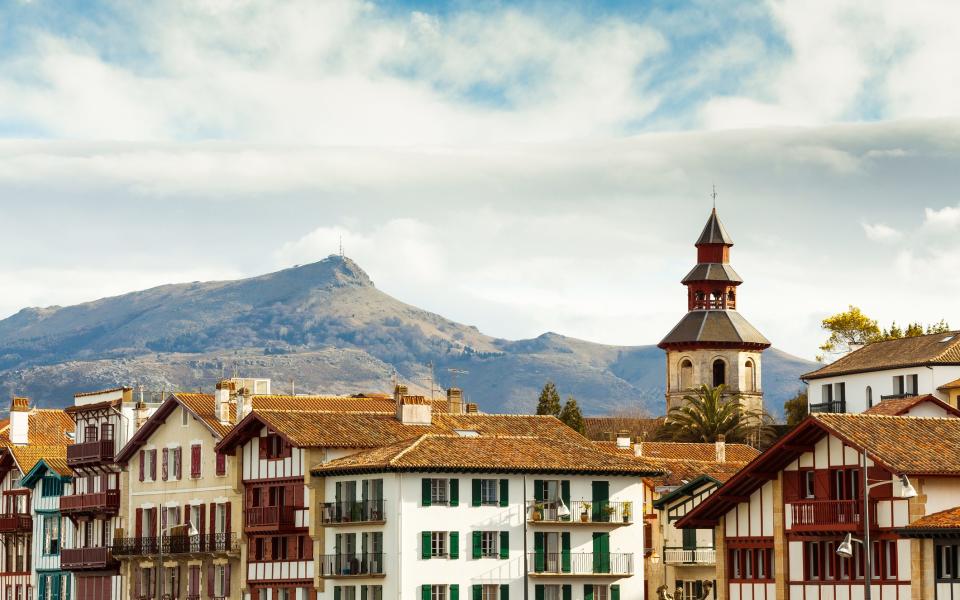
580, 512, 589, 523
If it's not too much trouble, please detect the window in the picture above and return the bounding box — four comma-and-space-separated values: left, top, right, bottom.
480, 531, 498, 557
431, 532, 447, 557
216, 452, 227, 476
907, 374, 919, 395
594, 586, 609, 600
430, 479, 449, 504
834, 382, 846, 403
729, 546, 773, 582
866, 386, 873, 408
260, 433, 290, 460
679, 359, 694, 390
364, 586, 383, 600
937, 543, 959, 580
146, 449, 157, 482
214, 564, 229, 597
481, 585, 500, 600
822, 384, 834, 403
803, 471, 815, 498
744, 360, 756, 392
430, 586, 448, 600
182, 407, 189, 426
540, 586, 562, 600
806, 542, 821, 580
42, 516, 59, 555
479, 479, 498, 505
40, 477, 62, 497
803, 540, 885, 582
190, 444, 202, 479
893, 375, 905, 396
712, 359, 725, 387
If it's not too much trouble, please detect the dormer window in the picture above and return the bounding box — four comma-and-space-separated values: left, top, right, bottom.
259, 433, 291, 460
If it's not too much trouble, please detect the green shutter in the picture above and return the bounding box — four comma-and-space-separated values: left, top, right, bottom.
361, 586, 368, 600
535, 585, 545, 600
422, 531, 432, 559
499, 479, 509, 507
562, 585, 572, 600
65, 575, 71, 600
451, 584, 459, 600
611, 584, 620, 600
592, 532, 610, 573
52, 575, 61, 600
472, 479, 482, 506
450, 479, 459, 506
592, 481, 609, 522
500, 584, 509, 600
334, 587, 342, 600
422, 479, 432, 506
499, 531, 509, 559
38, 577, 46, 600
472, 531, 482, 559
473, 585, 483, 600
584, 584, 594, 600
561, 480, 571, 509
534, 532, 545, 572
450, 531, 459, 559
422, 586, 432, 600
533, 480, 544, 501
561, 532, 571, 573
683, 527, 697, 550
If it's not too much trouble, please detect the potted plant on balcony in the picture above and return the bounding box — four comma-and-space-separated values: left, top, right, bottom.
581, 502, 591, 522
622, 502, 632, 523
531, 503, 544, 521
602, 504, 616, 522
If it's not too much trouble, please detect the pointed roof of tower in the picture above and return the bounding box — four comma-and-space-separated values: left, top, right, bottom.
696, 208, 733, 246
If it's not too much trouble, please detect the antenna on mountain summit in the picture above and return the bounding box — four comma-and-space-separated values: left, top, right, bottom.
338, 234, 344, 258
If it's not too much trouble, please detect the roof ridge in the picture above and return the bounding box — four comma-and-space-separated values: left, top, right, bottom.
389, 434, 432, 465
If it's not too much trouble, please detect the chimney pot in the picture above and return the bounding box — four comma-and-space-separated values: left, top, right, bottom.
446, 388, 464, 414
634, 442, 643, 457
715, 434, 726, 463
616, 431, 631, 449
9, 397, 29, 445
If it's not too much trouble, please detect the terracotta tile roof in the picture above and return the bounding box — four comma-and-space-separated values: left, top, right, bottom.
903, 505, 960, 530
249, 395, 396, 413
583, 417, 664, 442
8, 445, 68, 476
310, 434, 663, 476
594, 441, 758, 486
810, 413, 960, 475
643, 457, 751, 486
40, 456, 73, 477
64, 399, 121, 414
637, 441, 759, 463
862, 395, 960, 417
939, 378, 960, 391
803, 331, 960, 380
0, 409, 74, 446
73, 386, 130, 398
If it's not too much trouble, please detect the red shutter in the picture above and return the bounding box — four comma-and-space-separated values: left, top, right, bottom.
224, 564, 231, 596
139, 451, 145, 482
814, 470, 830, 499
199, 504, 206, 535
225, 501, 232, 534
207, 565, 215, 598
782, 471, 800, 500
258, 437, 266, 459
150, 450, 157, 481
209, 502, 216, 536
183, 505, 190, 529
161, 505, 167, 534
135, 568, 142, 598
135, 508, 143, 538
216, 452, 226, 476
189, 565, 199, 596
191, 444, 202, 479
174, 447, 182, 480
162, 448, 169, 481
150, 508, 158, 537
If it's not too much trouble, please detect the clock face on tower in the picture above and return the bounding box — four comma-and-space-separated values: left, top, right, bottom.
658, 208, 771, 414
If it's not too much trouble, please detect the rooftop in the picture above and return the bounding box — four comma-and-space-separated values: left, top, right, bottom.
658, 310, 771, 349
862, 394, 960, 417
803, 331, 960, 380
696, 208, 733, 246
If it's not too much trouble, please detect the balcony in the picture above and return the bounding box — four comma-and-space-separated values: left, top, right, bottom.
809, 401, 846, 414
788, 499, 868, 532
0, 513, 31, 533
528, 553, 634, 577
112, 533, 239, 557
663, 547, 717, 565
527, 500, 634, 526
61, 547, 119, 571
244, 505, 300, 532
318, 553, 385, 578
60, 490, 120, 516
320, 500, 386, 526
67, 440, 115, 467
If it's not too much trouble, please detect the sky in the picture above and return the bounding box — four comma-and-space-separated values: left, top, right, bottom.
1, 0, 960, 361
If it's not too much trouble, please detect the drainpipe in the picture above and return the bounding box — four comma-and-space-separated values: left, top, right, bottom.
523, 475, 529, 600
398, 472, 403, 600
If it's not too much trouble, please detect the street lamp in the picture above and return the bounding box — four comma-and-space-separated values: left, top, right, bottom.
835, 448, 917, 600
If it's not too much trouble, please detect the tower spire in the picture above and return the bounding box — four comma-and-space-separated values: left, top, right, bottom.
711, 184, 717, 210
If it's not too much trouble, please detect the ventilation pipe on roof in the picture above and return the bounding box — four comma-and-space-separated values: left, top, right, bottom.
9, 397, 29, 446
716, 434, 726, 463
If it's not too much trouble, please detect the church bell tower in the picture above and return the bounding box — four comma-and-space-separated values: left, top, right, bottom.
658, 208, 771, 413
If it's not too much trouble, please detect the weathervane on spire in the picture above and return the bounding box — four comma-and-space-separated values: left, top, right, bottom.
711, 184, 718, 209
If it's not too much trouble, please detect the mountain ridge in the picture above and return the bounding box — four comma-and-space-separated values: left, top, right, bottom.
0, 256, 814, 416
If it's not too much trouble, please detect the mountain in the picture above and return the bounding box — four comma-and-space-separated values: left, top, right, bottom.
0, 256, 814, 416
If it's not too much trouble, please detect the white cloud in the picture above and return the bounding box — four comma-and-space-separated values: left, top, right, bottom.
923, 205, 960, 232
861, 222, 902, 243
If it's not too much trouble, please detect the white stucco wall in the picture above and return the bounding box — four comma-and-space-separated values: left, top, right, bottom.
806, 365, 960, 414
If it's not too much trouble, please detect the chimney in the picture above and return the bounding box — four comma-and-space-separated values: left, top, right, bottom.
633, 442, 644, 458
235, 386, 252, 422
715, 434, 726, 463
9, 397, 29, 445
215, 379, 236, 425
393, 384, 408, 420
464, 403, 478, 414
446, 388, 464, 415
394, 385, 432, 425
615, 431, 631, 449
135, 401, 150, 429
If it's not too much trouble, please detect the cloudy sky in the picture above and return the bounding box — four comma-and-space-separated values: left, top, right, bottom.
1, 0, 960, 361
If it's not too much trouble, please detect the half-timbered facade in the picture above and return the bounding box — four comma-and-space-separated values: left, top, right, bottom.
62, 387, 162, 600
20, 457, 74, 600
677, 413, 960, 600
0, 397, 74, 600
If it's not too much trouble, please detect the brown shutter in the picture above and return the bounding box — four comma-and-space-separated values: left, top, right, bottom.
199, 504, 206, 535
209, 503, 216, 535
174, 447, 182, 480
224, 564, 231, 596
150, 450, 157, 481
207, 565, 215, 598
782, 471, 800, 500
162, 448, 169, 481
139, 451, 145, 482
135, 508, 143, 538
814, 470, 830, 498
225, 501, 232, 534
150, 508, 158, 537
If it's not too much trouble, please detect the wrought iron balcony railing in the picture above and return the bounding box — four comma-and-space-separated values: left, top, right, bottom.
320, 500, 386, 525
527, 500, 633, 524
318, 553, 385, 578
112, 532, 239, 557
528, 552, 634, 576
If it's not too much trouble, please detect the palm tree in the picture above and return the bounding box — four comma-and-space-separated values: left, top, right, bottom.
658, 384, 773, 447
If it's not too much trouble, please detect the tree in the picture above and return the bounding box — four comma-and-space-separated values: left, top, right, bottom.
784, 389, 809, 428
817, 306, 879, 361
536, 381, 562, 417
657, 384, 774, 447
558, 397, 586, 435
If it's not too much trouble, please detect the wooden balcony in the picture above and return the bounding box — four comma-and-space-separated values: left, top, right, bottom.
788, 499, 868, 532
67, 440, 115, 467
528, 552, 634, 577
60, 490, 120, 516
0, 513, 31, 534
112, 533, 239, 557
244, 505, 300, 532
61, 547, 118, 571
663, 547, 717, 565
527, 500, 633, 526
